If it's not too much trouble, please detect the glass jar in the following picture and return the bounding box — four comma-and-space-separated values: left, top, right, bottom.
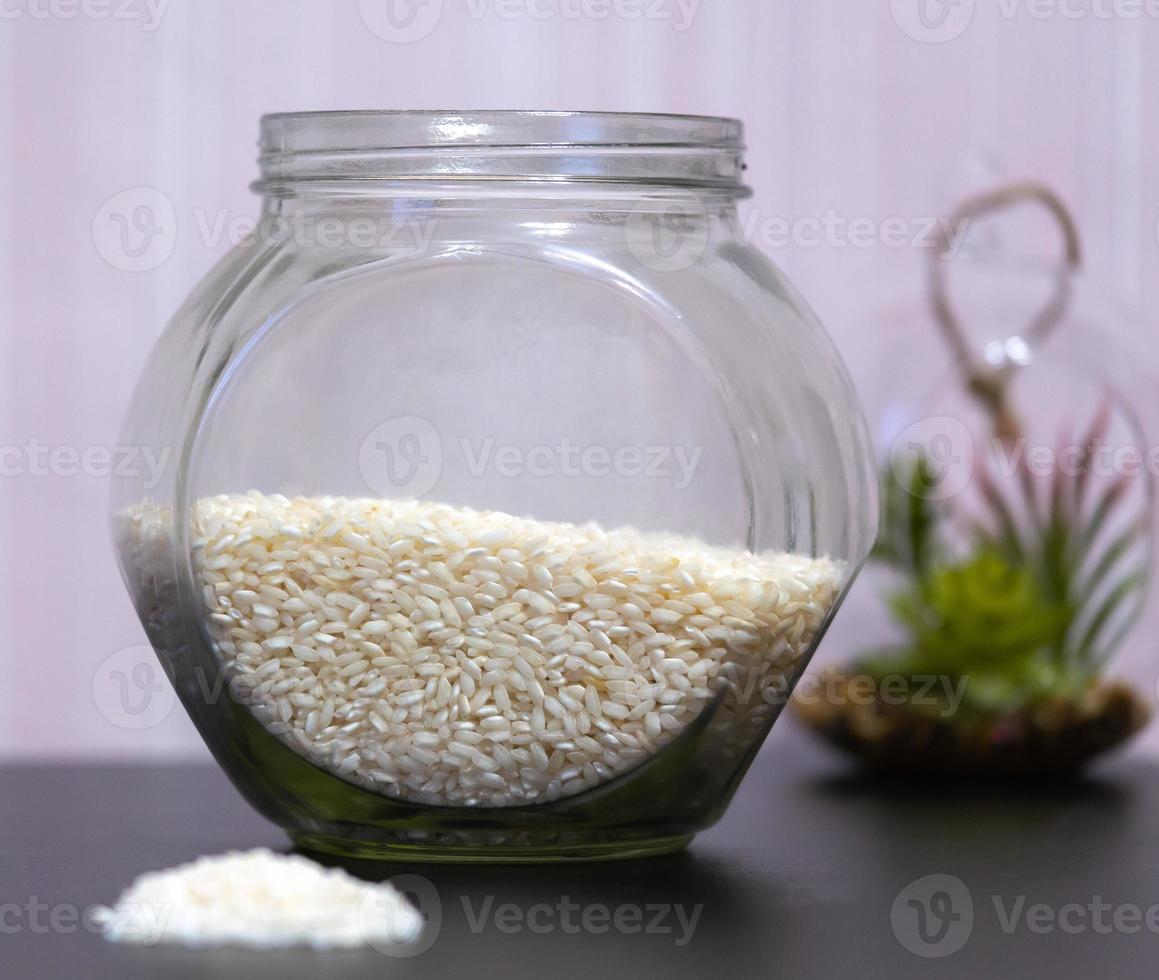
111, 111, 877, 861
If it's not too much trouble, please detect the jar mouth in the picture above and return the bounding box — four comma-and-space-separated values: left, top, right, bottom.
256, 110, 748, 195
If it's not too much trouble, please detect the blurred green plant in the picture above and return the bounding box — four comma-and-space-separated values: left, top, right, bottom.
865, 405, 1148, 718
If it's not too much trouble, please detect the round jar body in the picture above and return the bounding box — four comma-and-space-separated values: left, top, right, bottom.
112, 112, 877, 861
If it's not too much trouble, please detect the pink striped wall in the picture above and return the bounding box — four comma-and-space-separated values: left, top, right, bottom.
3, 0, 1159, 758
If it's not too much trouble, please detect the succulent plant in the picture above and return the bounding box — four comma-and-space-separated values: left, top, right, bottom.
864, 401, 1149, 719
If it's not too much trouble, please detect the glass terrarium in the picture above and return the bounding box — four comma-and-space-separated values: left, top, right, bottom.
111, 110, 876, 861
796, 182, 1154, 774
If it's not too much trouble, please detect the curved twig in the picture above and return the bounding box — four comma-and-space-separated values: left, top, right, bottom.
927, 181, 1082, 442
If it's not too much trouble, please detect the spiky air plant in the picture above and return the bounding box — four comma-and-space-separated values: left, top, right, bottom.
797, 182, 1152, 773
795, 400, 1151, 773
871, 400, 1147, 711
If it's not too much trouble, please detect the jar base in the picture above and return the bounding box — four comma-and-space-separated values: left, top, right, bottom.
290, 831, 696, 864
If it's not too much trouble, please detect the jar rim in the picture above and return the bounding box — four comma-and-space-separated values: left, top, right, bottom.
256, 110, 748, 194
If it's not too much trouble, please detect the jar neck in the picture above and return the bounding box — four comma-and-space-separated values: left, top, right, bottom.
253, 188, 741, 254
253, 111, 751, 201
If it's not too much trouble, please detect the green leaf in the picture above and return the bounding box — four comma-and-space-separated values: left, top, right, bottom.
1080, 522, 1144, 601
1070, 476, 1130, 567
864, 399, 1149, 717
1074, 568, 1148, 664
975, 461, 1026, 565
873, 455, 943, 576
1072, 397, 1112, 514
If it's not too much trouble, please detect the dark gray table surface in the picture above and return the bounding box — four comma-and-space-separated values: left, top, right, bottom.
3, 723, 1159, 979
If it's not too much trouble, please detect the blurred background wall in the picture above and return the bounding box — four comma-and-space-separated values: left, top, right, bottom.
2, 0, 1158, 758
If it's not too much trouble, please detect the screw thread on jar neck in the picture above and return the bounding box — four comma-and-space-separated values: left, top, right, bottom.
254, 110, 750, 200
